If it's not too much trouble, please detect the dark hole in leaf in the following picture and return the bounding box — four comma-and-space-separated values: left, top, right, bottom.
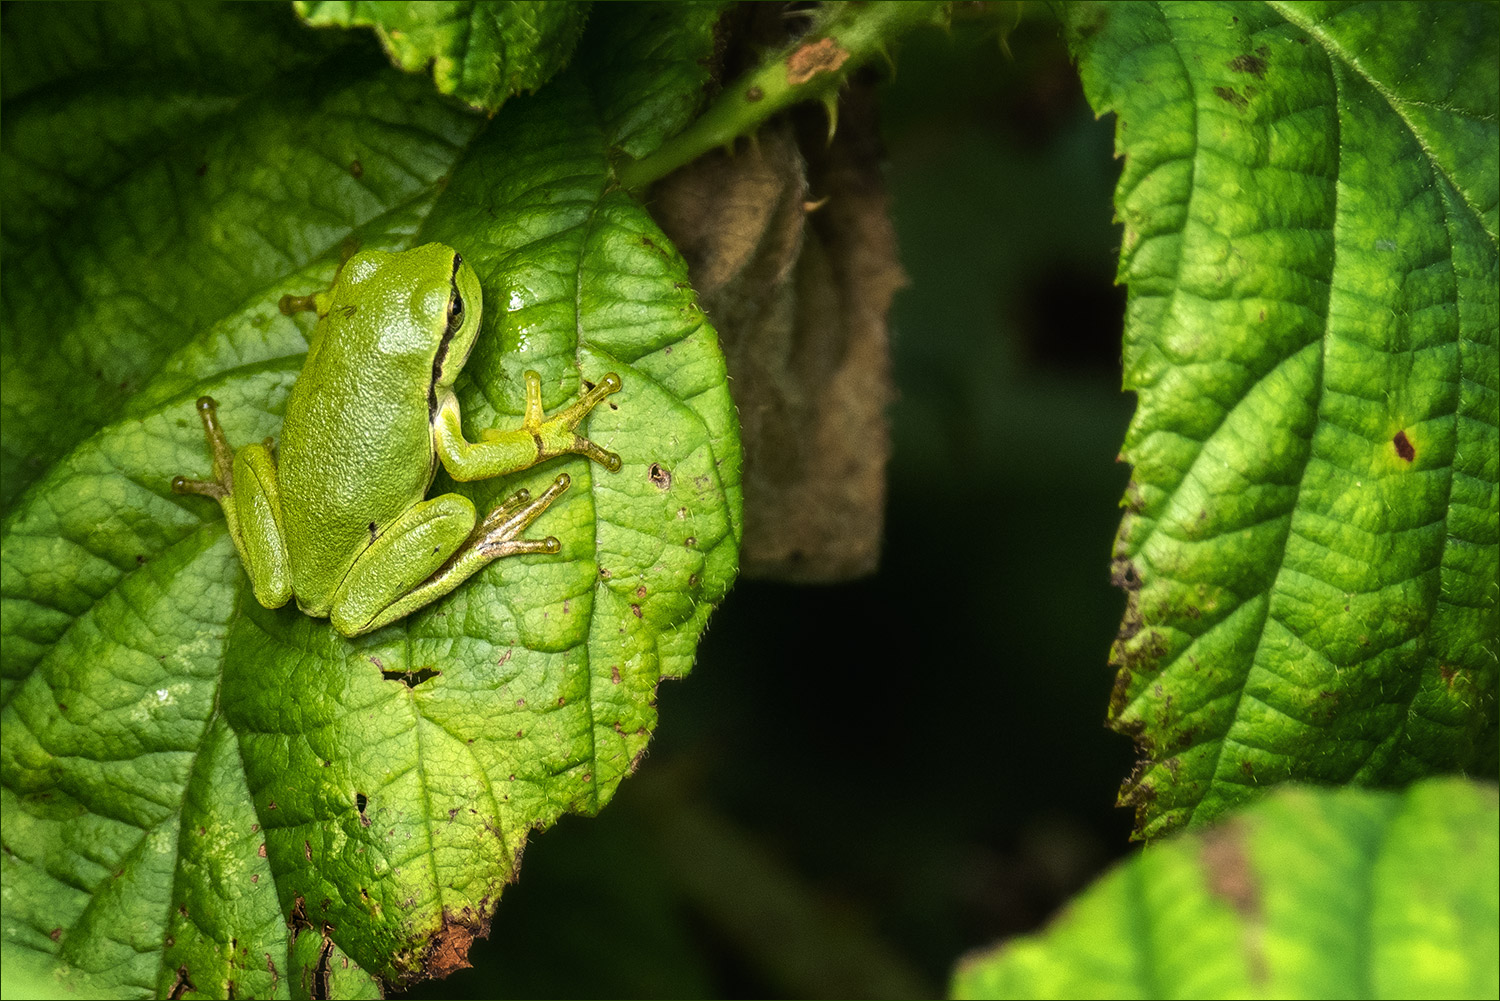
168, 965, 196, 1000
381, 667, 440, 687
314, 934, 334, 1000
355, 792, 367, 813
290, 896, 311, 931
649, 462, 672, 488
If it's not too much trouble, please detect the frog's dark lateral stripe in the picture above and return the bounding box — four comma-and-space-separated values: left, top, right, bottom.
428, 252, 465, 418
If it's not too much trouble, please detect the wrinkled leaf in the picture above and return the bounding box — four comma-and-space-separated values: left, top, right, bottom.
0, 1, 358, 512
1064, 0, 1500, 839
2, 3, 739, 995
951, 778, 1500, 999
293, 0, 590, 113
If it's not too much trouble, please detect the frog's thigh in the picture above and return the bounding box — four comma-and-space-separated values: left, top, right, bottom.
330, 493, 477, 636
232, 444, 293, 609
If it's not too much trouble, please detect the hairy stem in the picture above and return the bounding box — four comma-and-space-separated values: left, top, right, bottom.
616, 0, 950, 191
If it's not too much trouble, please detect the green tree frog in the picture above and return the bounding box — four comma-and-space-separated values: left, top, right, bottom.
172, 243, 622, 636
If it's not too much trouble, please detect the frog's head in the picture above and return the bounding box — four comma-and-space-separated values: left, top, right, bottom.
427, 246, 484, 393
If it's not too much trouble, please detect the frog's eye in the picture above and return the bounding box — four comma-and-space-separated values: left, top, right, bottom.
446, 289, 465, 335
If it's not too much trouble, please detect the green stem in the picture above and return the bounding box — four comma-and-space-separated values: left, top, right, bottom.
616, 0, 950, 192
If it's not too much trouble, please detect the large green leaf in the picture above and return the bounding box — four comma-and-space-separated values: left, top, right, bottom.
1, 2, 740, 995
951, 778, 1500, 999
293, 0, 591, 113
1064, 0, 1499, 839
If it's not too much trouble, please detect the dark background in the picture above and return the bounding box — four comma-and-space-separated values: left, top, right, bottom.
402, 11, 1138, 999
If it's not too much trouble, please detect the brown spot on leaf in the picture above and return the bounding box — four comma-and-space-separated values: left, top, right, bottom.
746, 85, 764, 101
1201, 821, 1268, 979
1213, 85, 1249, 110
1202, 822, 1260, 915
49, 927, 62, 942
786, 37, 849, 85
649, 463, 672, 489
1110, 557, 1143, 592
1227, 53, 1268, 78
1393, 430, 1415, 461
611, 665, 621, 684
349, 159, 363, 178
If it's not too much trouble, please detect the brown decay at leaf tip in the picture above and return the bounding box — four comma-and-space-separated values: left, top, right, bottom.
411, 908, 490, 983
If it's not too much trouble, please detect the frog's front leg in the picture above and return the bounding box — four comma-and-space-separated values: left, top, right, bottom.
330, 476, 572, 636
435, 370, 623, 481
172, 396, 294, 610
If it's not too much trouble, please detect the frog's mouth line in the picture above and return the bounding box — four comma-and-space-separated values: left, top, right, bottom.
428, 253, 467, 418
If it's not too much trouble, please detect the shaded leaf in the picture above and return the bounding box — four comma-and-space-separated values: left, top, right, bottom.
952, 778, 1500, 999
581, 0, 729, 159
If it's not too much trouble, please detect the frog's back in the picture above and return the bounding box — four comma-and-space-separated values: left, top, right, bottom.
278, 252, 447, 614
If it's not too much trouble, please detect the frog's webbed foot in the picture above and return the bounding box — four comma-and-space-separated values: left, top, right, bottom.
474, 473, 572, 557
481, 370, 624, 473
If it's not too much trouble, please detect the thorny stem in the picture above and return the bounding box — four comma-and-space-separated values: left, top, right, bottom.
615, 0, 950, 192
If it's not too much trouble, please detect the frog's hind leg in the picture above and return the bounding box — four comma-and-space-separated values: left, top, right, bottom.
332, 475, 571, 637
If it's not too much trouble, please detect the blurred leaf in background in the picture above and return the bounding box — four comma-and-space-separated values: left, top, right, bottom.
953, 778, 1500, 1000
